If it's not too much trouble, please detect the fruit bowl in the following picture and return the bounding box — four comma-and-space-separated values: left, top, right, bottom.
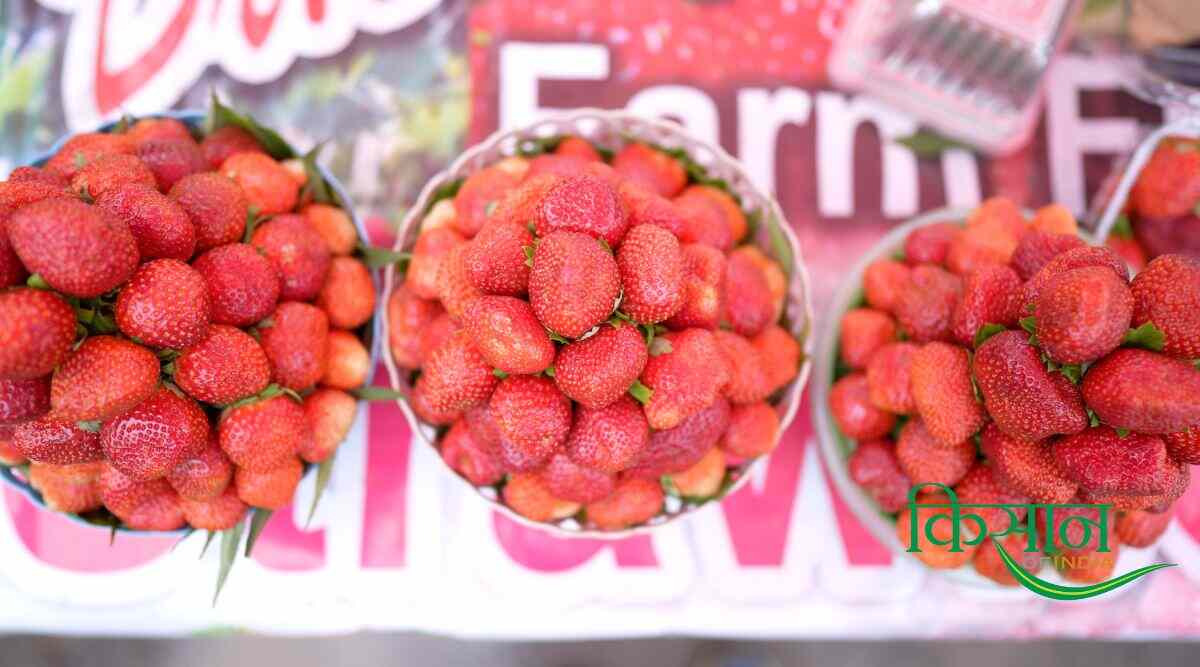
381, 108, 813, 537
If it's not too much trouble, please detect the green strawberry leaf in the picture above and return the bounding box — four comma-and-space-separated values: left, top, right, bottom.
25, 274, 50, 290
660, 475, 681, 498
543, 365, 556, 378
628, 379, 653, 405
200, 530, 217, 559
1116, 427, 1131, 438
547, 331, 569, 344
299, 142, 336, 206
171, 528, 196, 552
243, 507, 273, 558
112, 113, 136, 133
351, 386, 405, 402
522, 245, 535, 268
1111, 214, 1134, 240
1123, 322, 1166, 351
306, 455, 336, 528
1194, 201, 1200, 218
1058, 364, 1083, 385
213, 519, 246, 605
1088, 409, 1101, 427
241, 205, 265, 243
764, 211, 795, 277
973, 323, 1007, 348
359, 245, 410, 270
207, 91, 295, 159
1020, 316, 1037, 335
492, 369, 509, 379
515, 135, 565, 156
598, 238, 613, 254
1193, 359, 1200, 371
425, 178, 464, 214
895, 130, 973, 158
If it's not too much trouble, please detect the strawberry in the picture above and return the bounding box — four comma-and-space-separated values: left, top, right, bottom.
1081, 348, 1200, 434
464, 403, 503, 452
722, 250, 774, 336
618, 180, 687, 239
0, 179, 70, 224
1108, 234, 1148, 272
954, 463, 1031, 532
895, 490, 979, 569
983, 424, 1077, 503
124, 117, 192, 146
1014, 245, 1128, 317
904, 222, 960, 265
839, 307, 896, 369
235, 456, 304, 510
300, 388, 357, 464
220, 151, 299, 215
641, 328, 729, 430
13, 418, 103, 464
668, 446, 726, 498
1165, 427, 1200, 464
954, 197, 1026, 269
489, 375, 572, 464
168, 172, 249, 252
526, 154, 589, 181
720, 401, 780, 458
463, 220, 532, 296
135, 137, 208, 192
910, 342, 986, 446
847, 439, 910, 512
555, 137, 602, 161
674, 187, 733, 251
442, 419, 505, 486
490, 173, 560, 229
8, 198, 138, 297
408, 381, 462, 426
0, 377, 49, 424
435, 242, 482, 322
862, 258, 911, 313
416, 330, 498, 413
714, 330, 772, 404
100, 386, 208, 481
256, 302, 328, 391
6, 166, 68, 188
541, 452, 616, 503
70, 153, 156, 200
536, 174, 630, 247
1010, 230, 1085, 280
179, 486, 248, 531
1130, 254, 1200, 358
417, 312, 460, 369
665, 243, 725, 329
220, 395, 309, 472
386, 285, 442, 371
894, 265, 962, 343
585, 477, 665, 531
945, 235, 1008, 277
168, 437, 234, 500
554, 322, 647, 409
974, 534, 1044, 586
1080, 458, 1191, 511
0, 426, 24, 465
895, 418, 975, 486
950, 264, 1020, 345
865, 341, 918, 414
95, 183, 196, 261
50, 336, 159, 422
0, 230, 28, 289
251, 214, 333, 301
174, 325, 270, 405
973, 330, 1088, 441
97, 463, 172, 518
564, 395, 650, 473
1129, 137, 1200, 220
734, 246, 787, 321
191, 243, 281, 326
322, 329, 370, 390
300, 203, 357, 256
631, 397, 731, 478
28, 461, 105, 514
502, 472, 581, 522
751, 324, 802, 394
453, 165, 522, 237
529, 230, 620, 338
0, 288, 75, 380
464, 296, 554, 375
1034, 266, 1132, 364
612, 143, 686, 197
829, 373, 896, 441
315, 256, 375, 329
44, 132, 134, 179
617, 224, 684, 323
407, 227, 465, 300
200, 126, 265, 168
1029, 203, 1078, 236
1116, 509, 1174, 547
685, 185, 748, 243
115, 259, 212, 349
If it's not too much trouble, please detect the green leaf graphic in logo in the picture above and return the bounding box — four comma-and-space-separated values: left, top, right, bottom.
995, 542, 1174, 601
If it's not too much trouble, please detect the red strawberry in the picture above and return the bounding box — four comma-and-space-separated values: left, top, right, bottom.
904, 222, 960, 265
489, 375, 572, 464
464, 296, 554, 374
6, 166, 68, 188
502, 472, 580, 523
124, 117, 192, 146
1130, 254, 1200, 359
490, 173, 560, 228
44, 132, 134, 179
1035, 266, 1132, 364
495, 435, 552, 472
435, 242, 482, 322
529, 230, 620, 338
714, 330, 771, 404
259, 302, 329, 391
100, 386, 208, 481
440, 418, 504, 485
945, 234, 1008, 277
322, 329, 370, 390
409, 381, 462, 426
28, 461, 105, 514
1010, 230, 1085, 280
97, 463, 173, 518
910, 342, 986, 446
135, 137, 208, 192
235, 456, 304, 510
0, 178, 70, 223
612, 143, 686, 198
895, 418, 975, 486
464, 220, 532, 296
0, 426, 24, 465
464, 403, 503, 452
179, 486, 248, 531
1081, 348, 1200, 434
407, 227, 466, 300
70, 153, 156, 200
1165, 427, 1200, 464
1053, 427, 1172, 496
616, 224, 684, 323
0, 288, 76, 380
751, 324, 802, 393
115, 259, 212, 349
174, 325, 270, 405
720, 401, 780, 458
1108, 234, 1148, 271
453, 165, 522, 237
1130, 137, 1200, 220
1014, 245, 1128, 317
1031, 203, 1078, 236
862, 258, 910, 313
618, 180, 687, 239
191, 243, 281, 326
627, 397, 730, 477
0, 230, 28, 289
894, 264, 962, 343
866, 341, 918, 414
829, 373, 896, 441
525, 155, 588, 181
220, 395, 309, 472
168, 172, 249, 252
675, 187, 733, 251
386, 285, 442, 370
8, 198, 138, 297
848, 439, 910, 512
668, 446, 726, 498
200, 126, 265, 169
1080, 459, 1191, 511
418, 313, 461, 372
416, 330, 498, 413
554, 322, 647, 409
974, 534, 1044, 586
536, 174, 630, 247
555, 137, 601, 161
111, 481, 186, 531
895, 489, 979, 569
13, 418, 103, 464
965, 198, 1025, 249
586, 477, 664, 531
665, 243, 725, 329
953, 463, 1029, 532
1116, 509, 1174, 547
641, 328, 729, 430
565, 395, 650, 473
315, 257, 375, 329
220, 152, 299, 215
95, 183, 196, 261
839, 307, 896, 369
983, 424, 1077, 503
0, 377, 50, 424
950, 264, 1020, 345
973, 330, 1088, 441
733, 246, 787, 322
251, 214, 332, 301
300, 203, 357, 256
300, 388, 356, 464
541, 452, 616, 503
722, 250, 774, 336
168, 438, 234, 500
684, 185, 747, 243
50, 336, 159, 422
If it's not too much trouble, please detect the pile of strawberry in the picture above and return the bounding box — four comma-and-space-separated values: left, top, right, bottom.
832, 197, 1200, 585
0, 108, 376, 536
388, 137, 802, 531
1120, 135, 1200, 261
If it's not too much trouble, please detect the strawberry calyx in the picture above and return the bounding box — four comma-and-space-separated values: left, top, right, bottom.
359, 244, 410, 270
25, 274, 51, 290
628, 379, 653, 405
1123, 322, 1166, 352
973, 323, 1007, 348
222, 383, 301, 412
349, 386, 405, 402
